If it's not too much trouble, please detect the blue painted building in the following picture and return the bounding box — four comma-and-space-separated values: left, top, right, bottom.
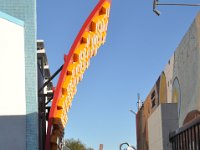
0, 1, 38, 150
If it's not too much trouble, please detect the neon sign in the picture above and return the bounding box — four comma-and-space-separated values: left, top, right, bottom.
45, 0, 111, 149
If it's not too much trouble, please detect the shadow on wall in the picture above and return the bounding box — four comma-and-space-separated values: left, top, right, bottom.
0, 115, 26, 150
0, 112, 38, 150
26, 112, 39, 150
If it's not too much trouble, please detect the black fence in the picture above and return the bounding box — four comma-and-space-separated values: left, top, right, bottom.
169, 117, 200, 150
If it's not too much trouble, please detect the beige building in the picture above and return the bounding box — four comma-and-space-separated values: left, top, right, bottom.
136, 12, 200, 150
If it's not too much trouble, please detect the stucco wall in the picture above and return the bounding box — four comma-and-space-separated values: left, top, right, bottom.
163, 55, 174, 103
136, 77, 160, 150
148, 104, 178, 150
173, 12, 200, 126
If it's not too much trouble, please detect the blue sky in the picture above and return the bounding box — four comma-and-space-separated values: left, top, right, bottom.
37, 0, 200, 149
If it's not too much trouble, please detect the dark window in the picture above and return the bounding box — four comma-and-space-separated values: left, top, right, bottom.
152, 98, 156, 108
151, 91, 155, 99
151, 90, 156, 108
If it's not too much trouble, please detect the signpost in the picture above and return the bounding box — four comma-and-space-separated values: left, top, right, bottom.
45, 0, 112, 149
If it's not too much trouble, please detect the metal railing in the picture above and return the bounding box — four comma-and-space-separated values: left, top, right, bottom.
169, 117, 200, 150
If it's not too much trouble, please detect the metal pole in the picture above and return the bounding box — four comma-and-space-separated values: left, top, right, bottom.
38, 64, 63, 93
129, 109, 137, 115
157, 3, 200, 6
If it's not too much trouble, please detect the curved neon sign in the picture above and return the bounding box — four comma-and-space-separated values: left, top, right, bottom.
45, 0, 111, 149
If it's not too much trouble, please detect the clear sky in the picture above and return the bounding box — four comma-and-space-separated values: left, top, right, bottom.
37, 0, 200, 149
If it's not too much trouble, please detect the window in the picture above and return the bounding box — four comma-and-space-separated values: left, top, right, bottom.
151, 90, 156, 108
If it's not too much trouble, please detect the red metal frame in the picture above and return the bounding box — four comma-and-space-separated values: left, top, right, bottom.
45, 0, 111, 149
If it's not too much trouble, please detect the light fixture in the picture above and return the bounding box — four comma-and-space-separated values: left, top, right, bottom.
153, 0, 161, 16
153, 0, 200, 16
153, 9, 161, 16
